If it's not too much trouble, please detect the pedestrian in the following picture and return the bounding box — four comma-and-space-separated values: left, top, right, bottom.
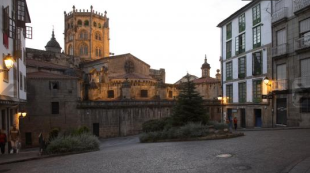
233, 117, 238, 130
0, 130, 7, 154
38, 133, 46, 155
9, 124, 20, 154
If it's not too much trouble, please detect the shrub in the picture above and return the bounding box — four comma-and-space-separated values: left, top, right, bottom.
142, 117, 172, 133
49, 128, 60, 142
46, 133, 100, 154
207, 121, 228, 130
77, 126, 90, 135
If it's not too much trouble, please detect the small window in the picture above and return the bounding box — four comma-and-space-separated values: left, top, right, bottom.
169, 91, 173, 98
96, 47, 102, 57
79, 44, 88, 56
226, 23, 232, 40
226, 41, 232, 59
300, 98, 310, 113
93, 22, 97, 27
107, 90, 114, 98
226, 61, 232, 80
50, 81, 59, 90
98, 23, 102, 28
20, 72, 23, 90
238, 82, 246, 103
239, 13, 245, 32
226, 84, 233, 103
77, 20, 82, 26
253, 26, 261, 48
235, 33, 245, 55
17, 0, 25, 22
141, 90, 148, 98
253, 4, 261, 25
238, 57, 246, 78
51, 102, 59, 114
84, 20, 89, 26
253, 80, 262, 103
252, 51, 262, 76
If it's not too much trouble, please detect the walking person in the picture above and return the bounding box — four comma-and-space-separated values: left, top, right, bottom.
9, 124, 20, 154
0, 130, 7, 154
233, 117, 238, 130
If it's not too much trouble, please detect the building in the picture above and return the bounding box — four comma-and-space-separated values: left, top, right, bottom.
0, 0, 31, 153
271, 0, 310, 127
64, 6, 110, 60
217, 0, 273, 128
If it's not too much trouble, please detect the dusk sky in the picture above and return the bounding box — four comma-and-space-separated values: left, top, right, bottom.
26, 0, 249, 83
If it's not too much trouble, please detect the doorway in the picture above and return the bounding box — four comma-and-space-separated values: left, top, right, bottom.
254, 109, 262, 127
240, 109, 246, 128
93, 123, 99, 137
276, 98, 287, 125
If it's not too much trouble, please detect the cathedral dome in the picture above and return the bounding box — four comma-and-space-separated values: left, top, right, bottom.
201, 55, 210, 69
45, 30, 62, 53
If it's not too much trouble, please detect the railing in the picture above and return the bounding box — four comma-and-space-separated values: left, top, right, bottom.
272, 8, 288, 23
272, 43, 288, 57
272, 79, 288, 91
294, 0, 310, 12
295, 35, 310, 51
292, 76, 310, 90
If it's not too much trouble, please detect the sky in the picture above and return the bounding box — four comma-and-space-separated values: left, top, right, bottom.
26, 0, 249, 84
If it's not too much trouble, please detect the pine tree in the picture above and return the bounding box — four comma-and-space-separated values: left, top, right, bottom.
171, 74, 208, 126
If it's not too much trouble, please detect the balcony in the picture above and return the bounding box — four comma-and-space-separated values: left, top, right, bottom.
292, 76, 310, 92
272, 8, 288, 24
272, 79, 288, 91
272, 43, 288, 57
295, 35, 310, 52
294, 0, 310, 13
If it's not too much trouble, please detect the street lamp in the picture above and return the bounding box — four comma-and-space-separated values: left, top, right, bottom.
218, 95, 223, 123
264, 76, 274, 128
18, 111, 27, 118
264, 77, 271, 86
1, 54, 14, 72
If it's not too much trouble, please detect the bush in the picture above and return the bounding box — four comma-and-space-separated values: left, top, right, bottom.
142, 117, 172, 133
49, 128, 60, 142
46, 133, 100, 154
208, 121, 228, 130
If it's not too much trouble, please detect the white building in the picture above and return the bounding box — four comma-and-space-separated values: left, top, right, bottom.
217, 0, 273, 128
0, 0, 31, 152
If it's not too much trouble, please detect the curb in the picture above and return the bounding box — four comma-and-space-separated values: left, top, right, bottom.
0, 149, 99, 165
237, 127, 310, 132
281, 157, 310, 173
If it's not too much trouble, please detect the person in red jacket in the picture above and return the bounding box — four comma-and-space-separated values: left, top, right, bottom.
233, 117, 238, 130
0, 130, 7, 154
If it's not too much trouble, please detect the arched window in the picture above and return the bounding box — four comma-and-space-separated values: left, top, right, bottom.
77, 20, 82, 26
84, 20, 89, 26
93, 22, 97, 27
69, 45, 73, 55
96, 47, 102, 57
69, 34, 74, 41
79, 44, 88, 56
79, 31, 88, 39
98, 23, 101, 28
67, 23, 70, 29
70, 22, 73, 28
95, 33, 101, 40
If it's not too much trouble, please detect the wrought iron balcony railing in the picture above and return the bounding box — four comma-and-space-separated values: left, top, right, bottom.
295, 35, 310, 51
294, 0, 310, 13
272, 79, 288, 91
272, 43, 288, 57
272, 7, 288, 23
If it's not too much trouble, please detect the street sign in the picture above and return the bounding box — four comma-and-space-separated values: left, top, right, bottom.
262, 95, 268, 99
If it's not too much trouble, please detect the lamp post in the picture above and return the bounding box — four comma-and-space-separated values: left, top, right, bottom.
264, 76, 273, 128
218, 95, 223, 123
1, 54, 14, 72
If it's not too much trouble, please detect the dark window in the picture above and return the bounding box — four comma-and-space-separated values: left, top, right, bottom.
17, 0, 25, 22
49, 81, 59, 90
107, 90, 114, 98
84, 20, 89, 26
79, 44, 88, 56
98, 23, 101, 28
253, 80, 262, 103
141, 90, 148, 98
51, 102, 59, 114
239, 13, 245, 32
93, 22, 97, 27
226, 61, 232, 80
301, 98, 310, 113
238, 57, 246, 78
226, 41, 232, 59
226, 84, 233, 103
252, 52, 262, 76
20, 72, 23, 90
235, 33, 245, 55
169, 91, 173, 98
238, 82, 246, 103
77, 20, 82, 26
1, 110, 6, 130
226, 23, 232, 40
253, 4, 261, 25
25, 132, 32, 145
253, 26, 261, 48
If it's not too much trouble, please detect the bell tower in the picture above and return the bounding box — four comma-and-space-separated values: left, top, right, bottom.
201, 55, 211, 77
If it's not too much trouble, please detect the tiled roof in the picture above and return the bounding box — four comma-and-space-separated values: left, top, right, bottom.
26, 59, 68, 70
193, 76, 220, 84
27, 71, 79, 79
110, 73, 154, 80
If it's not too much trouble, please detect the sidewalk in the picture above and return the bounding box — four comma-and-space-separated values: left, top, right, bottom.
284, 157, 310, 173
0, 148, 41, 165
237, 126, 310, 131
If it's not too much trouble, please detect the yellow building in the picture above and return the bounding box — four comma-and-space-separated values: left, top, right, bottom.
64, 6, 110, 60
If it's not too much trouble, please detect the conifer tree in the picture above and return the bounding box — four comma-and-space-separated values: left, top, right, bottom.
172, 74, 209, 126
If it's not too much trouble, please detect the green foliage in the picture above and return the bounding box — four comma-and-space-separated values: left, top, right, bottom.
172, 75, 209, 126
207, 121, 229, 130
46, 133, 100, 154
142, 117, 172, 132
139, 123, 210, 143
49, 128, 60, 142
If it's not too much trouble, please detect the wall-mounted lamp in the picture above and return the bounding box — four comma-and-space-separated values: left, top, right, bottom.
264, 77, 271, 87
1, 54, 14, 72
18, 111, 27, 118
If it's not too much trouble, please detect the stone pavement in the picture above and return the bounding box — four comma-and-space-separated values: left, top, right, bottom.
0, 148, 41, 165
284, 157, 310, 173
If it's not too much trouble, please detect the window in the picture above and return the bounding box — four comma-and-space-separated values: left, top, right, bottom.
253, 80, 262, 103
107, 90, 114, 98
95, 33, 101, 40
226, 84, 233, 103
253, 26, 261, 48
169, 91, 173, 98
24, 76, 26, 91
226, 61, 232, 80
238, 57, 246, 78
20, 72, 23, 90
93, 22, 97, 27
226, 41, 232, 59
98, 23, 102, 28
79, 31, 88, 39
301, 58, 310, 77
141, 90, 148, 98
299, 18, 310, 35
252, 51, 262, 76
17, 0, 25, 22
51, 102, 59, 114
96, 48, 102, 57
3, 58, 9, 82
84, 20, 89, 26
276, 64, 287, 80
235, 33, 245, 55
238, 82, 246, 103
69, 45, 73, 55
301, 98, 310, 113
239, 13, 245, 32
77, 20, 82, 26
226, 23, 232, 40
49, 81, 59, 90
253, 4, 261, 25
79, 44, 88, 56
69, 34, 74, 41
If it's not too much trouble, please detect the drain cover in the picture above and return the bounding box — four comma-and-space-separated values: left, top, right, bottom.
216, 154, 232, 158
0, 169, 11, 173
